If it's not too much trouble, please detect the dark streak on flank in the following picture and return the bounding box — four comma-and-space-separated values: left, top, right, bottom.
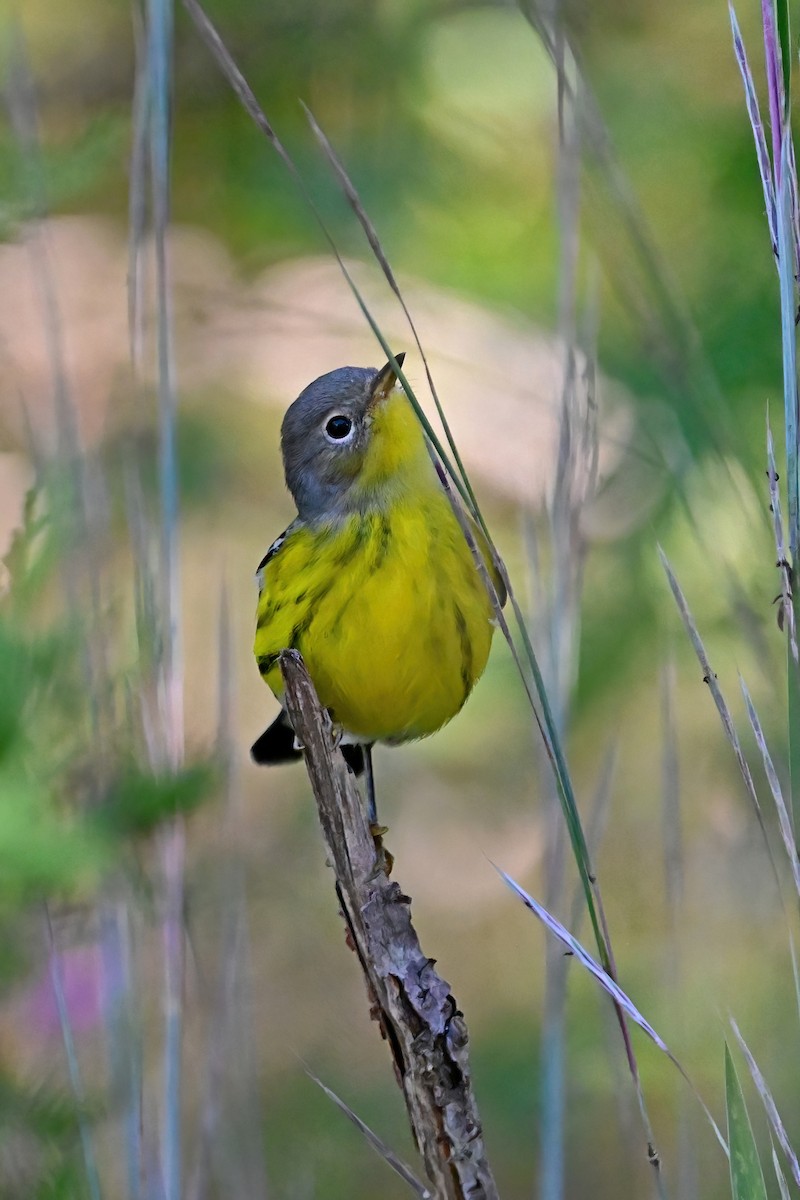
290, 578, 336, 647
257, 652, 279, 677
333, 518, 369, 569
373, 514, 392, 570
256, 602, 276, 631
329, 597, 351, 639
453, 603, 473, 705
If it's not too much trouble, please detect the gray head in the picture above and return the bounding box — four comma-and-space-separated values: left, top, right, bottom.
281, 356, 404, 521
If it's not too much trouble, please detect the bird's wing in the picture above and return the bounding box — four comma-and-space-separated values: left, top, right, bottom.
255, 521, 297, 595
254, 519, 321, 684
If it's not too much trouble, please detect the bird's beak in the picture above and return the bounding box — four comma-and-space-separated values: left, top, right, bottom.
368, 352, 405, 410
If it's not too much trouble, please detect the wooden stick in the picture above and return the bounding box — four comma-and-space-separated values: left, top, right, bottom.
280, 650, 499, 1200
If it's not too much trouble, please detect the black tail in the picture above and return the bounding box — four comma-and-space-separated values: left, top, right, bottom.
251, 710, 302, 765
251, 710, 364, 776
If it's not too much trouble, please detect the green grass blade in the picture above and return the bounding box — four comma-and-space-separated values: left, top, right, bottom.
726, 1043, 768, 1200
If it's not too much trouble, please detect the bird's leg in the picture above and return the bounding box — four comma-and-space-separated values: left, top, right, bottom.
363, 744, 393, 875
329, 716, 344, 749
363, 743, 377, 827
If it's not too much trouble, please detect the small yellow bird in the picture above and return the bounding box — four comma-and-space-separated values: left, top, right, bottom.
252, 354, 504, 812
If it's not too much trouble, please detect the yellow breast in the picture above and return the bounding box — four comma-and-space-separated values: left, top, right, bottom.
255, 493, 496, 742
255, 391, 498, 742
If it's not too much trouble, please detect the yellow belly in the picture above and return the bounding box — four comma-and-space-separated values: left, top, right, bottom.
254, 494, 496, 742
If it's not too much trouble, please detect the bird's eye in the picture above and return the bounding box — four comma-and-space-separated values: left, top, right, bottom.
325, 414, 353, 441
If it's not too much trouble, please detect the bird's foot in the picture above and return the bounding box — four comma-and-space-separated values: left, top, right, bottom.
369, 823, 393, 876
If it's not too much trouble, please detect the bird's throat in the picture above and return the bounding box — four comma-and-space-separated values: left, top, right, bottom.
353, 391, 433, 504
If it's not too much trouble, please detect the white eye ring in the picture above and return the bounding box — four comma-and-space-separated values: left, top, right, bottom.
323, 413, 355, 444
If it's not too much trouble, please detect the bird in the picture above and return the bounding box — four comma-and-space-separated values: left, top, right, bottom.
251, 353, 504, 821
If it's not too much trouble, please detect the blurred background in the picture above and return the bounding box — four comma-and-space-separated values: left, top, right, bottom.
1, 0, 796, 1197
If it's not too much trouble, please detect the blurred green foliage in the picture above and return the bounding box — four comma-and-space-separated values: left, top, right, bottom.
0, 504, 102, 1189
0, 522, 105, 905
0, 1074, 88, 1199
0, 474, 216, 1188
95, 762, 214, 837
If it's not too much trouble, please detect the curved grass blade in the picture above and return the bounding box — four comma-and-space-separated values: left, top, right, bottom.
725, 1043, 768, 1200
738, 672, 800, 1025
659, 550, 772, 849
772, 1141, 792, 1200
662, 549, 800, 1017
496, 866, 729, 1158
730, 1018, 800, 1189
661, 551, 800, 1017
302, 1065, 431, 1198
739, 675, 800, 901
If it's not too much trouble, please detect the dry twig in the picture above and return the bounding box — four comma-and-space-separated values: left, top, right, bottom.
280, 650, 498, 1200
